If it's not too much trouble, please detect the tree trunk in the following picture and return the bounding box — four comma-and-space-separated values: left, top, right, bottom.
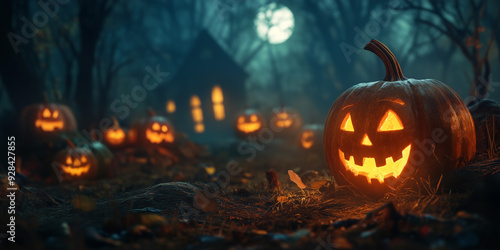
74, 0, 112, 128
0, 0, 44, 111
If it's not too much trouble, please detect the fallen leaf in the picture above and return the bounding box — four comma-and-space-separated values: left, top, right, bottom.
140, 214, 167, 227
204, 166, 216, 175
194, 191, 218, 213
72, 195, 96, 212
288, 170, 306, 189
277, 196, 288, 203
310, 180, 328, 189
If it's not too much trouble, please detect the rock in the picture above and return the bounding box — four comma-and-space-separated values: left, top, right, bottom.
467, 99, 500, 157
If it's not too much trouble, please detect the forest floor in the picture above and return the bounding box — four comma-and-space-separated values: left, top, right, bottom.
2, 139, 500, 249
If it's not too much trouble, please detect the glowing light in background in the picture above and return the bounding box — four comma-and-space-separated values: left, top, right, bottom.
190, 95, 205, 133
211, 85, 225, 120
255, 3, 294, 44
166, 100, 176, 113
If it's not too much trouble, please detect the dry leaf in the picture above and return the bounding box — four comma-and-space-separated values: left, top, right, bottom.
204, 166, 216, 175
288, 170, 306, 189
310, 180, 328, 189
72, 195, 96, 212
194, 191, 218, 213
276, 196, 288, 203
140, 214, 167, 227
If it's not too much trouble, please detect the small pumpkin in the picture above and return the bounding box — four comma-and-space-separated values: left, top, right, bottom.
233, 109, 266, 138
20, 95, 77, 140
103, 116, 128, 148
270, 107, 303, 135
52, 140, 98, 181
129, 110, 175, 146
323, 40, 476, 195
299, 124, 323, 151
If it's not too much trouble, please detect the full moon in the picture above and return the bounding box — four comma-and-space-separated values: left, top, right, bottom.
254, 3, 294, 44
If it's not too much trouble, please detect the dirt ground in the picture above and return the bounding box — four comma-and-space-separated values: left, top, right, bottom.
2, 139, 500, 249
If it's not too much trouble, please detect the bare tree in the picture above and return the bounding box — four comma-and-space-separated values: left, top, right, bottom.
396, 0, 500, 99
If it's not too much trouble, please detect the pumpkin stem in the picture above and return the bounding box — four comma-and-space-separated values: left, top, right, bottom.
111, 116, 120, 128
66, 138, 76, 149
148, 108, 156, 117
364, 39, 405, 81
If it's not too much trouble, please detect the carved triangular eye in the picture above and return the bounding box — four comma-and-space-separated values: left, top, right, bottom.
43, 108, 51, 118
341, 113, 354, 132
152, 122, 160, 130
378, 110, 403, 131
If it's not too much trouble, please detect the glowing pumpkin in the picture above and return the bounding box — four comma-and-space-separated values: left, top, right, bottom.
21, 99, 77, 140
299, 124, 323, 151
233, 109, 265, 138
53, 142, 97, 180
129, 110, 175, 146
270, 107, 303, 135
103, 116, 127, 147
323, 40, 476, 195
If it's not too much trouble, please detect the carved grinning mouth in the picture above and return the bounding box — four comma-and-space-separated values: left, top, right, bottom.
35, 119, 64, 131
62, 165, 90, 176
338, 144, 411, 183
237, 123, 261, 133
146, 129, 174, 144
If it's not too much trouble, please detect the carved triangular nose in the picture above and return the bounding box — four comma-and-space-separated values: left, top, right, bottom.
361, 134, 373, 146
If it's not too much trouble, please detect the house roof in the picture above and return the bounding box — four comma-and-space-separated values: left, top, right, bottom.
165, 29, 248, 97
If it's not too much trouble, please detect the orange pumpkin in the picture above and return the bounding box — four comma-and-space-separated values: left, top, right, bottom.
103, 117, 128, 148
20, 98, 77, 140
129, 110, 175, 146
233, 109, 266, 138
323, 40, 476, 195
52, 141, 98, 181
270, 107, 303, 135
298, 124, 323, 151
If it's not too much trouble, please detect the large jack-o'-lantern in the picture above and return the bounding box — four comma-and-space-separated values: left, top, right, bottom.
21, 95, 77, 140
323, 40, 476, 196
233, 109, 265, 138
129, 110, 175, 146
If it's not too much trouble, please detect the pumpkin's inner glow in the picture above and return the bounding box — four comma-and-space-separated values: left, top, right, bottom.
237, 116, 262, 133
62, 156, 90, 176
106, 129, 125, 144
339, 144, 411, 183
340, 113, 354, 131
275, 112, 293, 128
36, 108, 64, 131
378, 110, 404, 131
146, 127, 174, 144
301, 130, 315, 149
361, 134, 373, 146
43, 108, 51, 117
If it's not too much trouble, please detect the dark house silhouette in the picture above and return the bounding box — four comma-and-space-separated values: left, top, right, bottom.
161, 30, 248, 142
